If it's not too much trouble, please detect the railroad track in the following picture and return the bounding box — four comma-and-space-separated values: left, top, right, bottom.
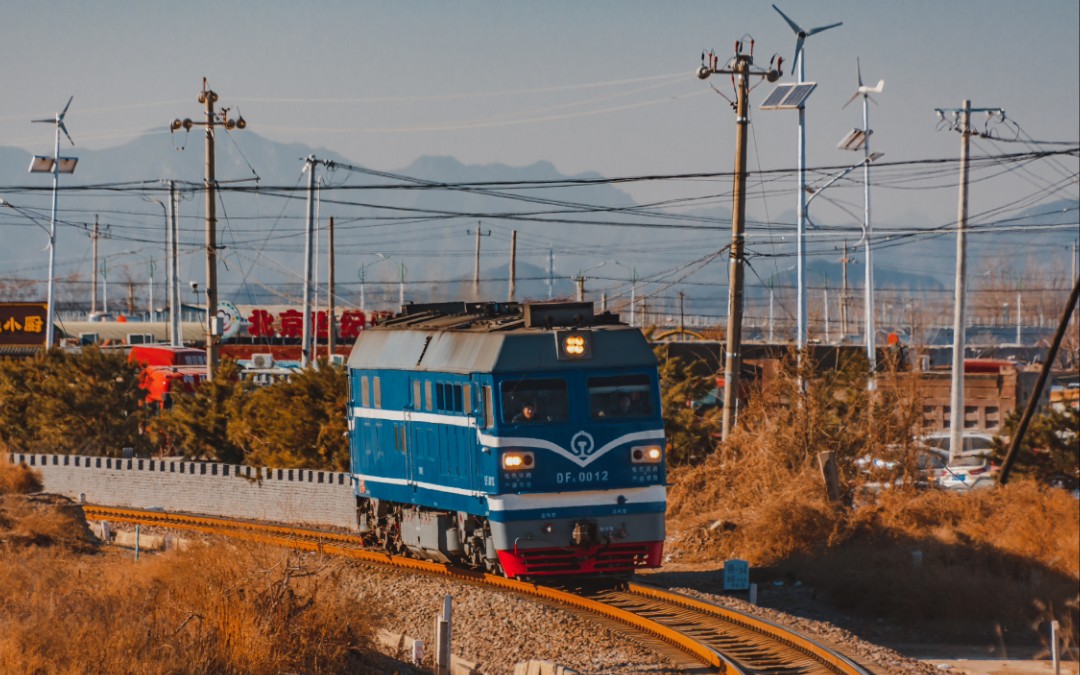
83, 506, 869, 674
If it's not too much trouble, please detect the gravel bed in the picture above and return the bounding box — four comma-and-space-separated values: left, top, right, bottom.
338, 562, 683, 674
639, 566, 955, 675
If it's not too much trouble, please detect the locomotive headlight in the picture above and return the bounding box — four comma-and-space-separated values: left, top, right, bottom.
564, 335, 586, 355
555, 330, 592, 360
502, 451, 535, 471
631, 445, 664, 464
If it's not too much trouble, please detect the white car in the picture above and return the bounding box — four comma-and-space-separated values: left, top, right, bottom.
918, 431, 998, 455
937, 453, 999, 491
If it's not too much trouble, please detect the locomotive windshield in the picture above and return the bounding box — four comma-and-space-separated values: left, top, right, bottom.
501, 378, 568, 424
588, 374, 654, 420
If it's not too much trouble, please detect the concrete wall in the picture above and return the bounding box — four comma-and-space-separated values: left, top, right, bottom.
7, 453, 358, 530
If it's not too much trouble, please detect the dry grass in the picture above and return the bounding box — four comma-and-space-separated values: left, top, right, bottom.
664, 357, 1079, 643
0, 454, 43, 495
0, 497, 387, 674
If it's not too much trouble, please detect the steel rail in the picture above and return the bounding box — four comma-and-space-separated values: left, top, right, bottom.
618, 582, 870, 675
83, 506, 853, 672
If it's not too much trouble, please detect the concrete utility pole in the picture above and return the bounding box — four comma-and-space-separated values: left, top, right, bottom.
467, 223, 491, 300
169, 80, 247, 379
327, 216, 336, 358
935, 100, 1002, 462
166, 181, 182, 346
508, 230, 517, 302
697, 42, 782, 442
302, 155, 316, 368
840, 241, 850, 337
91, 216, 100, 314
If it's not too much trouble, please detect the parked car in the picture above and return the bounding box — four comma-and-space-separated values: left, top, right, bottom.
937, 453, 1000, 491
918, 431, 998, 455
855, 446, 948, 492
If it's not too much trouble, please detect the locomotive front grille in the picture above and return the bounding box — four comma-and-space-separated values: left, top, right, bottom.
512, 542, 659, 575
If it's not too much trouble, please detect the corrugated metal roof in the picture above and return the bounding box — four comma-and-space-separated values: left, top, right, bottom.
348, 324, 655, 374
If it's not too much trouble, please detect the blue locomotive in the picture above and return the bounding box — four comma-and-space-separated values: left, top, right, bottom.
346, 301, 666, 578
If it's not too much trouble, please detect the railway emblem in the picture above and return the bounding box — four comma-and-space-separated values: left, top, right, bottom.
570, 430, 595, 459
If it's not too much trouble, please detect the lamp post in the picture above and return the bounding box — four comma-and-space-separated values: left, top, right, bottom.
29, 97, 78, 349
357, 253, 390, 313
1, 198, 67, 330
804, 152, 883, 361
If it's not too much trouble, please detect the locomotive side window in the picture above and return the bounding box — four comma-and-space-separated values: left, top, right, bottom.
361, 376, 370, 407
436, 382, 446, 410
462, 384, 472, 414
424, 380, 433, 411
413, 380, 421, 409
589, 374, 654, 420
452, 384, 463, 413
502, 378, 568, 424
482, 385, 494, 428
373, 376, 382, 409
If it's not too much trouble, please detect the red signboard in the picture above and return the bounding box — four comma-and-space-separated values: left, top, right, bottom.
0, 303, 48, 347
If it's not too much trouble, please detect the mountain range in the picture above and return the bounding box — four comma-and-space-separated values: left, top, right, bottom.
0, 131, 1075, 317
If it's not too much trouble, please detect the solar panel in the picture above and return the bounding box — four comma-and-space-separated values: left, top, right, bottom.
760, 84, 794, 109
782, 83, 817, 108
760, 82, 818, 110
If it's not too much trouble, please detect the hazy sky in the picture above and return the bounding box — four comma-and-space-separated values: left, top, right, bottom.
1, 1, 1077, 315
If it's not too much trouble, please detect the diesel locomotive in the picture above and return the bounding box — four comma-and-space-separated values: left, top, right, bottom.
346, 301, 666, 578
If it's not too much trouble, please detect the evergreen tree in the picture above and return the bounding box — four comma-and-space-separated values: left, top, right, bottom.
0, 348, 149, 455
656, 348, 722, 464
995, 406, 1080, 484
227, 361, 350, 470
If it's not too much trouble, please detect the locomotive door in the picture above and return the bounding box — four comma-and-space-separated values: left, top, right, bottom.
404, 378, 422, 490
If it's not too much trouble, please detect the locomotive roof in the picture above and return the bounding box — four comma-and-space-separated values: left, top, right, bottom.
346, 301, 657, 374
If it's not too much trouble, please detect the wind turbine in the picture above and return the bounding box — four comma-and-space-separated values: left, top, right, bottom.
29, 96, 78, 350
839, 59, 884, 387
772, 5, 841, 352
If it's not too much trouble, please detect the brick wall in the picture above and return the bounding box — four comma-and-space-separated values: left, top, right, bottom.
7, 453, 358, 530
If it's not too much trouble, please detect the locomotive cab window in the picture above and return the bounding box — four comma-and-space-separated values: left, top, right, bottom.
502, 378, 568, 424
589, 374, 654, 420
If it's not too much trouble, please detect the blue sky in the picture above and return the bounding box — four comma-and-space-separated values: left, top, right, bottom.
1, 1, 1077, 309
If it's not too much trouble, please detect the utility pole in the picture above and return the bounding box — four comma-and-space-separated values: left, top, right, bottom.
467, 223, 490, 300
547, 247, 554, 300
697, 41, 781, 441
935, 100, 1002, 462
166, 180, 181, 346
508, 230, 517, 302
302, 155, 316, 368
328, 216, 336, 358
91, 216, 99, 314
575, 274, 586, 302
840, 241, 850, 338
169, 80, 247, 379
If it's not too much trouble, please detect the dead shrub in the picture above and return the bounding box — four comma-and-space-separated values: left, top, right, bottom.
0, 494, 96, 551
0, 455, 43, 495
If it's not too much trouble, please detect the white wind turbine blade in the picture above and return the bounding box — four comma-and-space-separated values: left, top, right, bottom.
806, 21, 842, 37
60, 95, 74, 119
772, 4, 804, 35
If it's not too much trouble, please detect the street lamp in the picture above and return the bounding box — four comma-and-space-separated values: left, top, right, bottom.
28, 96, 78, 349
100, 250, 139, 315
804, 152, 883, 356
356, 253, 390, 313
